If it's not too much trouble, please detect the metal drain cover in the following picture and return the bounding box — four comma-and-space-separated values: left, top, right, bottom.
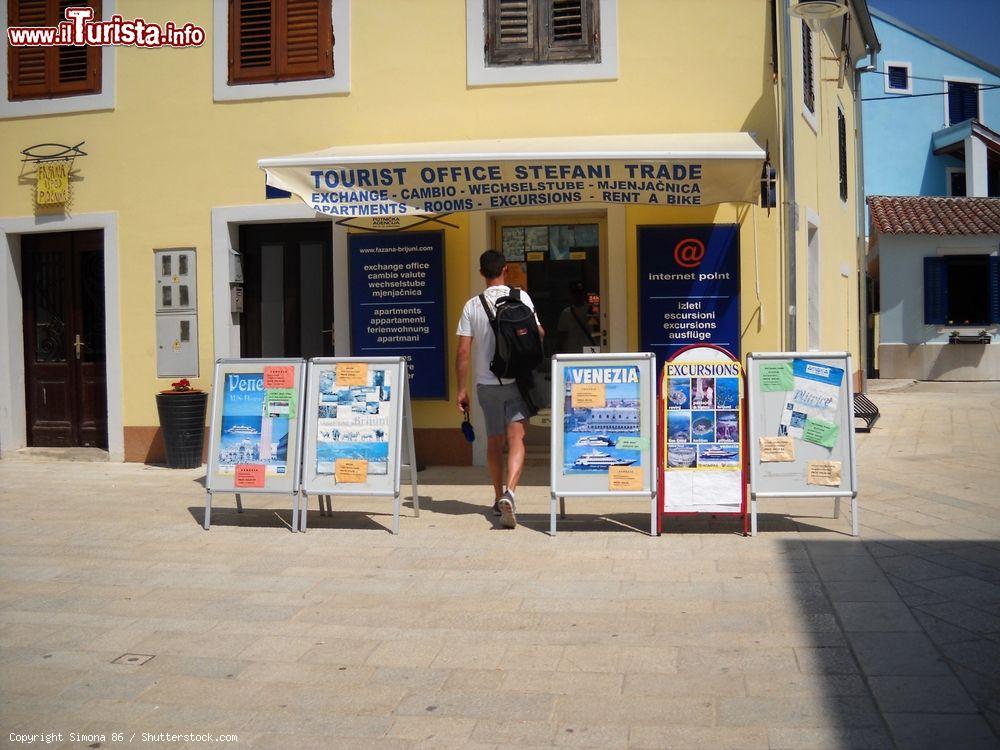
112, 653, 154, 666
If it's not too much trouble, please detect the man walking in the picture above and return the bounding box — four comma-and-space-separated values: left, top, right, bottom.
456, 250, 542, 528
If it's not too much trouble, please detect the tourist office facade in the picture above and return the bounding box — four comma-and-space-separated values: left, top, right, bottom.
0, 0, 878, 465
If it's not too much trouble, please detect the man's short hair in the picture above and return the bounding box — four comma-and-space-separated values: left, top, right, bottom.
479, 250, 506, 280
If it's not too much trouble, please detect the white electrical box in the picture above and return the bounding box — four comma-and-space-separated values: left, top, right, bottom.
154, 248, 199, 377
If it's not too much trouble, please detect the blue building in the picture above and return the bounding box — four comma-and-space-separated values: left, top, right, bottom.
863, 9, 1000, 381
861, 9, 1000, 203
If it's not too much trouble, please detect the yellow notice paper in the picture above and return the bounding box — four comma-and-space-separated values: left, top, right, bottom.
759, 436, 795, 462
571, 383, 606, 409
335, 458, 368, 484
608, 465, 643, 491
336, 362, 368, 386
806, 461, 842, 487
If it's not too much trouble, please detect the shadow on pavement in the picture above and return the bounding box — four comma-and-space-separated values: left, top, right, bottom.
785, 537, 1000, 749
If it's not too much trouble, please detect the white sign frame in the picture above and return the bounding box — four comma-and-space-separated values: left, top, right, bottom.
204, 358, 307, 531
300, 357, 418, 534
549, 352, 658, 536
746, 352, 859, 536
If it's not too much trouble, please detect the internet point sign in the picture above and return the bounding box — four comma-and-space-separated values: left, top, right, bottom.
638, 225, 740, 363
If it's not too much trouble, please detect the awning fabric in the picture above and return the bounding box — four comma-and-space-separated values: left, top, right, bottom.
258, 133, 766, 217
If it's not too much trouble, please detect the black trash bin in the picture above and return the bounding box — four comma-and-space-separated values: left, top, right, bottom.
156, 391, 208, 468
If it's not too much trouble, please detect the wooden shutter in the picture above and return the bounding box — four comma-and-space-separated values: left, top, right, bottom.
280, 0, 332, 80
229, 0, 332, 84
8, 0, 49, 100
802, 23, 815, 113
540, 0, 598, 62
52, 0, 101, 96
923, 257, 948, 325
838, 109, 848, 202
990, 257, 1000, 325
229, 0, 276, 83
486, 0, 537, 65
9, 0, 100, 100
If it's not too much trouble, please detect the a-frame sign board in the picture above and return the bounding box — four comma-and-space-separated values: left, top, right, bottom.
299, 357, 418, 534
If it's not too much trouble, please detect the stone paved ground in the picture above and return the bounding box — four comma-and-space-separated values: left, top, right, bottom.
1, 381, 999, 749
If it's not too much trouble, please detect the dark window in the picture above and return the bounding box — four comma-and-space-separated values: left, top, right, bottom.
802, 22, 815, 113
228, 0, 333, 85
950, 170, 967, 197
886, 65, 909, 91
924, 255, 999, 326
8, 0, 102, 101
838, 109, 848, 202
486, 0, 599, 66
947, 80, 979, 124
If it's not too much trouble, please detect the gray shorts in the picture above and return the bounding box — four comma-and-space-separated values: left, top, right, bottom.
477, 383, 529, 437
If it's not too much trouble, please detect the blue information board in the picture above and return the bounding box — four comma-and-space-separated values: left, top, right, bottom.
348, 232, 447, 399
638, 225, 740, 365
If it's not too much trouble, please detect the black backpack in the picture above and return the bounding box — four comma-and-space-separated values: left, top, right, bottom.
479, 288, 543, 381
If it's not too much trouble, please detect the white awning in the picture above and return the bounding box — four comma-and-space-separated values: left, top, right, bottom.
259, 133, 766, 218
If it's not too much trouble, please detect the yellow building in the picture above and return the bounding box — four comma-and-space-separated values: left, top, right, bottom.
0, 0, 878, 464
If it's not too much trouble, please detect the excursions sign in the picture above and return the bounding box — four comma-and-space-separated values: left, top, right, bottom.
638, 224, 741, 364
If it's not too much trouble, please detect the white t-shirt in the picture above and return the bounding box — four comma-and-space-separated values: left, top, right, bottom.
456, 285, 538, 386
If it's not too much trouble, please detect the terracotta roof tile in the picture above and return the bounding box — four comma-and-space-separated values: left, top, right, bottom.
867, 196, 1000, 235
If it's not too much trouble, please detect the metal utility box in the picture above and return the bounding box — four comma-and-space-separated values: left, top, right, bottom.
154, 248, 199, 377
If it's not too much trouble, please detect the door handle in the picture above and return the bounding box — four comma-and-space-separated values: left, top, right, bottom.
73, 334, 86, 359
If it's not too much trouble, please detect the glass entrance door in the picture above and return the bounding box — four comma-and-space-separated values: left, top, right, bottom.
494, 216, 606, 446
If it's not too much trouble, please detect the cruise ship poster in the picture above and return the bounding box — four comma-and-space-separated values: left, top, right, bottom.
563, 365, 642, 474
697, 443, 740, 468
217, 373, 289, 475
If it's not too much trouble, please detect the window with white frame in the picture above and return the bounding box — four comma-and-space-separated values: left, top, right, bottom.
947, 168, 967, 197
213, 0, 351, 102
467, 0, 618, 86
883, 61, 912, 95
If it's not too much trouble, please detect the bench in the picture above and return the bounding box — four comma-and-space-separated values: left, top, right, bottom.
854, 393, 880, 432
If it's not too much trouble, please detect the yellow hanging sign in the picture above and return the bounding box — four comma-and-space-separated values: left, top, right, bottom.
36, 162, 71, 205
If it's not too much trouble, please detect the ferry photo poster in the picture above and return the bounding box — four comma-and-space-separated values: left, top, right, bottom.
217, 373, 290, 476
563, 364, 642, 475
315, 367, 391, 478
665, 361, 741, 471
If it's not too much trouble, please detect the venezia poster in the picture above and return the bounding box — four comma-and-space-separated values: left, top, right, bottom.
217, 373, 290, 476
562, 365, 642, 475
316, 367, 392, 478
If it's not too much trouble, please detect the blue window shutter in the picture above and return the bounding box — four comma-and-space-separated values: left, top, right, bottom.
990, 256, 1000, 324
887, 66, 907, 90
924, 257, 948, 325
948, 81, 979, 123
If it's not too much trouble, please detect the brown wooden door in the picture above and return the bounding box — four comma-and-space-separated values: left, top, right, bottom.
22, 230, 108, 449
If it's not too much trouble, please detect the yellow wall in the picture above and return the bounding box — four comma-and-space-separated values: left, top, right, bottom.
0, 0, 867, 449
787, 16, 865, 366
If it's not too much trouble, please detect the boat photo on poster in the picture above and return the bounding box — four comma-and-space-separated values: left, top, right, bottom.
217, 373, 289, 476
563, 364, 642, 475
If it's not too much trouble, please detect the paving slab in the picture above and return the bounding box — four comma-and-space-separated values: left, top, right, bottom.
2, 381, 1000, 747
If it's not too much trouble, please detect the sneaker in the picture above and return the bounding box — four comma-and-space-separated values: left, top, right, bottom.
491, 500, 502, 517
498, 490, 517, 529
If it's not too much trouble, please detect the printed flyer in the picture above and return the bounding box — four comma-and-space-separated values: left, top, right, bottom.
665, 361, 741, 471
778, 359, 844, 440
316, 367, 392, 479
563, 365, 642, 475
217, 373, 290, 477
